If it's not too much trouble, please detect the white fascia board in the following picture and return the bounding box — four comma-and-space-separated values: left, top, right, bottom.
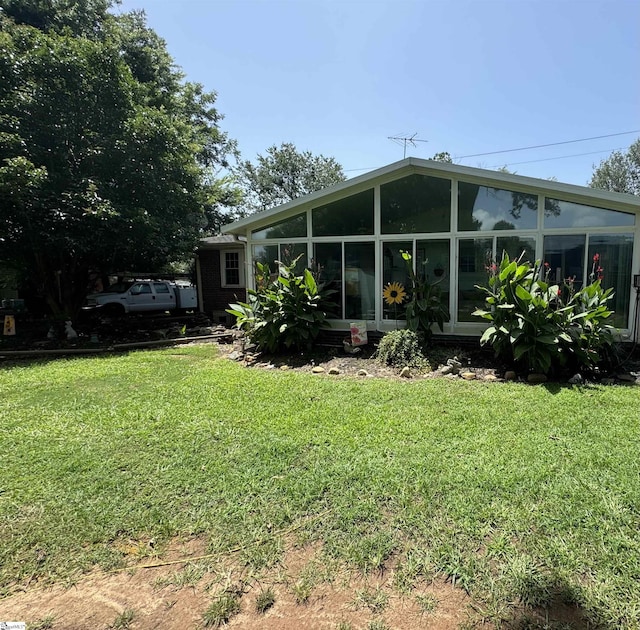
221, 157, 640, 235
221, 159, 415, 235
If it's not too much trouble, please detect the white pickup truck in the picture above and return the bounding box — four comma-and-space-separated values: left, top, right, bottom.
85, 280, 198, 316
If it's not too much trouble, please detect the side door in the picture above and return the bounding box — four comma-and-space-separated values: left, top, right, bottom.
152, 282, 176, 310
127, 282, 156, 311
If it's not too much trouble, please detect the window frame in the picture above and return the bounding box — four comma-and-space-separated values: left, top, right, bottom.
220, 248, 245, 288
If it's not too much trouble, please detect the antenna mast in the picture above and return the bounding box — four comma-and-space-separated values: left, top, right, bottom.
388, 133, 429, 158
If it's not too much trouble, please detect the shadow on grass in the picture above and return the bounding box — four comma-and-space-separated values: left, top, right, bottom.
501, 579, 613, 630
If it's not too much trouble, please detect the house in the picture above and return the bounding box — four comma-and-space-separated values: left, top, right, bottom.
210, 158, 640, 340
196, 234, 247, 325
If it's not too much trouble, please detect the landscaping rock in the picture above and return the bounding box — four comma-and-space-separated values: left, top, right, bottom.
527, 373, 548, 384
400, 366, 411, 378
279, 365, 290, 371
568, 373, 583, 385
328, 367, 341, 375
312, 366, 326, 374
357, 369, 369, 377
446, 357, 462, 374
504, 370, 517, 381
600, 377, 615, 385
228, 350, 244, 361
461, 371, 476, 380
483, 374, 498, 382
440, 365, 454, 375
617, 373, 637, 383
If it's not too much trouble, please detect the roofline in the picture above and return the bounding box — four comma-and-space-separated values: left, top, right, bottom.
222, 157, 640, 234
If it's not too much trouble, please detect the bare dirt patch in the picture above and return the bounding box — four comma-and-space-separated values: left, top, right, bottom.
0, 539, 479, 630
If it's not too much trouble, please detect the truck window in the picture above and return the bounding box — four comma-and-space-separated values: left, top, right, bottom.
130, 283, 151, 295
154, 283, 170, 293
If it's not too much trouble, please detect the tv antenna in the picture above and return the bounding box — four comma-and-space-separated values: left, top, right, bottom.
388, 133, 429, 158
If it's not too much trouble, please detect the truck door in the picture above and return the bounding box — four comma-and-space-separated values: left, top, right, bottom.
128, 282, 156, 311
152, 282, 176, 310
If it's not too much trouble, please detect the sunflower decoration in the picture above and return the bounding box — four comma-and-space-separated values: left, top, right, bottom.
383, 282, 406, 305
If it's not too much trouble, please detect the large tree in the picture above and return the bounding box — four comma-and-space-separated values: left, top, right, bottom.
0, 0, 236, 317
233, 142, 345, 217
590, 139, 640, 195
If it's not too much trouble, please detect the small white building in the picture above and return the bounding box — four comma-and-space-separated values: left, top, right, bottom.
221, 158, 640, 341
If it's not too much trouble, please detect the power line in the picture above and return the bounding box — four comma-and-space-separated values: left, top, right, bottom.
454, 129, 640, 160
344, 144, 628, 174
489, 146, 629, 169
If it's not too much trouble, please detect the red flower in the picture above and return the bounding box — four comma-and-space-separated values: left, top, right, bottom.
593, 253, 600, 262
557, 288, 562, 296
544, 262, 550, 268
597, 266, 603, 273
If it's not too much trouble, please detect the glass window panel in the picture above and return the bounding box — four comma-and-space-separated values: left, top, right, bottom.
588, 234, 634, 328
496, 236, 536, 265
416, 239, 451, 325
314, 242, 343, 319
279, 243, 308, 272
382, 241, 412, 320
544, 198, 635, 228
345, 242, 375, 320
251, 213, 307, 239
458, 183, 538, 231
458, 238, 493, 322
543, 235, 585, 286
381, 174, 451, 234
312, 189, 374, 236
252, 244, 278, 272
153, 282, 170, 294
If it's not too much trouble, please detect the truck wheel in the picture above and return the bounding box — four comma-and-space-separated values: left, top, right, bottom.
103, 303, 125, 317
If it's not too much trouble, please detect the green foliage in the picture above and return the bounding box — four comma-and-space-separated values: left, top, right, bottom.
255, 587, 276, 613
590, 138, 639, 195
473, 253, 615, 374
0, 3, 237, 316
110, 608, 135, 630
376, 329, 428, 370
400, 251, 449, 340
202, 593, 241, 628
232, 142, 345, 216
227, 256, 335, 353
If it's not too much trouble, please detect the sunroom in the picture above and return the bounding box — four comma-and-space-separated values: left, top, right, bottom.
222, 158, 640, 341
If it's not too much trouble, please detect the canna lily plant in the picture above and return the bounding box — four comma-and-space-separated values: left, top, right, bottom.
473, 252, 615, 375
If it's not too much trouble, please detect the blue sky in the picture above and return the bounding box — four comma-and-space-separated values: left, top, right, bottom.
117, 0, 639, 186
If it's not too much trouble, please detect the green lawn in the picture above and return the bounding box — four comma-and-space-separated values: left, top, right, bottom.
1, 345, 639, 627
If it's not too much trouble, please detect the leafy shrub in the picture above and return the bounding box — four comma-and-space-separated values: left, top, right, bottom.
400, 251, 449, 340
227, 257, 336, 353
376, 329, 429, 370
473, 252, 615, 375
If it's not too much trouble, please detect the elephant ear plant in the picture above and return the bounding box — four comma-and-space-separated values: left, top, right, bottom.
473, 252, 615, 376
227, 256, 336, 353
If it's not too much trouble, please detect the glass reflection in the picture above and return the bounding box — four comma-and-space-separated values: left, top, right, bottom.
458, 183, 538, 231
544, 199, 635, 229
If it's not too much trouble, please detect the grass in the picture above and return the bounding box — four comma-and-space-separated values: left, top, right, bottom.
110, 608, 135, 630
255, 586, 276, 613
202, 592, 241, 628
1, 345, 640, 627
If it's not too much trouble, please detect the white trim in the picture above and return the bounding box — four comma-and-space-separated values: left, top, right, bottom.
220, 249, 245, 288
195, 255, 203, 312
222, 158, 640, 235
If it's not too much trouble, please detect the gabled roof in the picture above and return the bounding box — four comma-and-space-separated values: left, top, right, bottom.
222, 157, 640, 235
